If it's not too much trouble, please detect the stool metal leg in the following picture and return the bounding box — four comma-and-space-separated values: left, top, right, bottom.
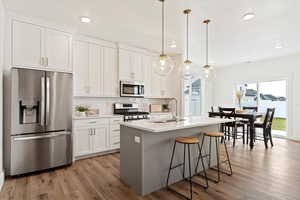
208, 137, 212, 168
195, 143, 208, 189
215, 137, 220, 182
224, 137, 233, 176
183, 144, 186, 179
166, 141, 177, 188
187, 144, 193, 199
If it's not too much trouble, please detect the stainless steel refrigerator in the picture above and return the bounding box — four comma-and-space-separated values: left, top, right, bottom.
5, 68, 73, 176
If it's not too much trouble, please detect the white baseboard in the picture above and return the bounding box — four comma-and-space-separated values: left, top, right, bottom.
0, 170, 4, 192
290, 136, 300, 142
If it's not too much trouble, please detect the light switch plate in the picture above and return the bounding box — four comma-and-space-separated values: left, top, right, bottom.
134, 136, 141, 143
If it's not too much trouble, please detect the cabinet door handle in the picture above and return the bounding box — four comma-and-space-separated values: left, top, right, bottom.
46, 57, 49, 67
93, 129, 95, 135
113, 142, 120, 145
112, 129, 120, 132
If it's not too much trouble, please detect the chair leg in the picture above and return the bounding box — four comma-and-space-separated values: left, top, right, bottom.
269, 128, 274, 147
263, 128, 268, 149
246, 125, 249, 144
187, 145, 193, 199
233, 125, 236, 147
242, 125, 245, 144
166, 142, 177, 187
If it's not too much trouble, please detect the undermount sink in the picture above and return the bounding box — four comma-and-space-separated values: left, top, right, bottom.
151, 118, 186, 124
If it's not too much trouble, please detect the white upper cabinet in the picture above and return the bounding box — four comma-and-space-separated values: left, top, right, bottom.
118, 49, 144, 81
89, 44, 102, 97
73, 41, 89, 96
73, 38, 118, 97
11, 20, 72, 72
118, 49, 133, 80
131, 52, 143, 81
103, 47, 118, 97
142, 55, 153, 97
12, 21, 44, 69
45, 29, 72, 72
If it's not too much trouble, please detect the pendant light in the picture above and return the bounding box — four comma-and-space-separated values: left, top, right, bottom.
153, 0, 174, 77
182, 9, 193, 80
201, 19, 216, 80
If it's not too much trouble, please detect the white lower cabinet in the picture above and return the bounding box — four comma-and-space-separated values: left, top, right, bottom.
74, 127, 93, 157
74, 117, 122, 159
93, 126, 108, 153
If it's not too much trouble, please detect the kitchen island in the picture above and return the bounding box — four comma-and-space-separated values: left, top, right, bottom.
120, 116, 233, 196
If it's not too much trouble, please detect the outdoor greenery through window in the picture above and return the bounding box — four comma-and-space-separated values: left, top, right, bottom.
183, 78, 202, 116
236, 80, 287, 136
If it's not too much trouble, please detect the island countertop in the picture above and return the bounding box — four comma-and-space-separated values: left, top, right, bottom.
120, 116, 234, 133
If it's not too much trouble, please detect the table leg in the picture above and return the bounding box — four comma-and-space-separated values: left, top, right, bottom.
249, 119, 255, 150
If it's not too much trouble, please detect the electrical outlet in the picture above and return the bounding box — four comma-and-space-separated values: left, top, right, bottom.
134, 136, 141, 143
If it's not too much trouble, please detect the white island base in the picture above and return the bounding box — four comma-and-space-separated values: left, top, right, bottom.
120, 117, 232, 196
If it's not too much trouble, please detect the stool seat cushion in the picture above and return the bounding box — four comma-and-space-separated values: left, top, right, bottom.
205, 131, 224, 137
175, 137, 199, 144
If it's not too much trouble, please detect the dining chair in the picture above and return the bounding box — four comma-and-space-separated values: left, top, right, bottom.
218, 107, 245, 147
242, 106, 259, 144
242, 106, 258, 112
252, 108, 275, 148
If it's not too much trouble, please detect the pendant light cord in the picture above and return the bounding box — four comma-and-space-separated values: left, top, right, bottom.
162, 0, 165, 55
206, 21, 208, 65
186, 12, 189, 60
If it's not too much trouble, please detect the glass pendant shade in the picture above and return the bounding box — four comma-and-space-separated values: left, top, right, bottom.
201, 65, 216, 80
201, 19, 216, 80
154, 0, 174, 77
181, 9, 194, 80
153, 54, 175, 76
180, 60, 193, 80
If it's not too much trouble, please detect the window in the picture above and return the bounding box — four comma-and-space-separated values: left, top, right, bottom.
236, 80, 287, 136
183, 77, 202, 116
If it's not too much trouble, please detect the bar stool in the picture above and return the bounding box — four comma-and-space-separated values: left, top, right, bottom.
166, 137, 208, 200
199, 131, 233, 183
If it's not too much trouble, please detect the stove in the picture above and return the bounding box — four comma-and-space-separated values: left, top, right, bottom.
114, 103, 149, 121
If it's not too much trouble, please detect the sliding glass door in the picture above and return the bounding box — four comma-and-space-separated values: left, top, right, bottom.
236, 80, 287, 137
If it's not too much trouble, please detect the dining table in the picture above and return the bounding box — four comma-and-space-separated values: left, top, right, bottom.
208, 111, 263, 150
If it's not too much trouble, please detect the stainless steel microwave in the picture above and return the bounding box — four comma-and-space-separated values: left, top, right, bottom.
120, 81, 144, 98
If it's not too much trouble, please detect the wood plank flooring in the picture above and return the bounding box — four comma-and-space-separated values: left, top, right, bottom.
1, 138, 300, 200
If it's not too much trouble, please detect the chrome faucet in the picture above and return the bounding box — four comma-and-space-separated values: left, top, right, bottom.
169, 98, 178, 120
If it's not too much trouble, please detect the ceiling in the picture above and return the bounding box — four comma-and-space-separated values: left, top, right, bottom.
3, 0, 300, 67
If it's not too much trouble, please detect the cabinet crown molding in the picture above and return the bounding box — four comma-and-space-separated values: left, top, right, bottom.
73, 35, 117, 49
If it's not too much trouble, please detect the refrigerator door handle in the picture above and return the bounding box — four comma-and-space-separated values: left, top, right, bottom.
46, 77, 50, 126
13, 131, 71, 141
40, 77, 45, 126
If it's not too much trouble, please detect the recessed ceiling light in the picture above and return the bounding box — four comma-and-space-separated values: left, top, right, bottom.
242, 12, 256, 21
80, 16, 91, 23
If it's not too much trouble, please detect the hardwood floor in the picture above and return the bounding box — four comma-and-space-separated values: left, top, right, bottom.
1, 138, 300, 200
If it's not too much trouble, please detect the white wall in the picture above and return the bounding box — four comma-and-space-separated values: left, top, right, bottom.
213, 53, 300, 141
0, 0, 5, 190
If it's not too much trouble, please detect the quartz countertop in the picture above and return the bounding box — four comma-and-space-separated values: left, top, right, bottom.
120, 116, 234, 133
73, 114, 123, 120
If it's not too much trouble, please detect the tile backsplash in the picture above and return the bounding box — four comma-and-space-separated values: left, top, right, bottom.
73, 97, 170, 115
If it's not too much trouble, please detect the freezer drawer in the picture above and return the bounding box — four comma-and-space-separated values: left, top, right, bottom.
10, 131, 72, 175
